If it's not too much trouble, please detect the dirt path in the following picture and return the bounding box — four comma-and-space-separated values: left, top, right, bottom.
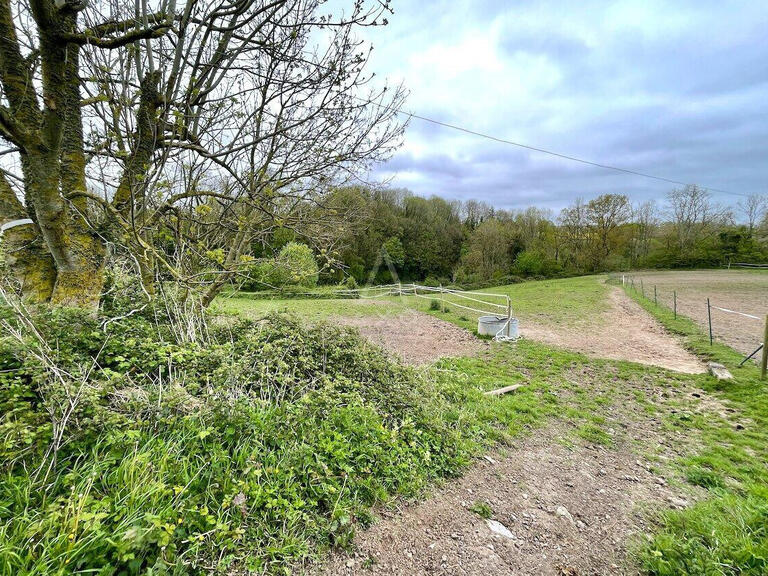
304, 285, 725, 575
522, 287, 704, 374
336, 287, 702, 373
337, 309, 487, 365
308, 370, 717, 576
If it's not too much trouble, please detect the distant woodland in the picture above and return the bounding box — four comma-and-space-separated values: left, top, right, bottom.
243, 185, 768, 289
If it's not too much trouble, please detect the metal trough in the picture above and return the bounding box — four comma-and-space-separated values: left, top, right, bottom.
477, 315, 518, 338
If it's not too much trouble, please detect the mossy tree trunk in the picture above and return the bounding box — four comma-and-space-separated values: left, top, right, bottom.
0, 0, 167, 309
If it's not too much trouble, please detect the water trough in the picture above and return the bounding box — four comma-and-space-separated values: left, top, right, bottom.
478, 315, 519, 339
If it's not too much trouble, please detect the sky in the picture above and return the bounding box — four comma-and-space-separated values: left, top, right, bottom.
338, 0, 768, 213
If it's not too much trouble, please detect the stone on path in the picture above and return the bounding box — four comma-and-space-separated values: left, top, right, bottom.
485, 519, 515, 539
707, 362, 733, 381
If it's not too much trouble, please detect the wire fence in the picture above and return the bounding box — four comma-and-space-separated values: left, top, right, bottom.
231, 282, 513, 319
611, 273, 768, 376
728, 262, 768, 269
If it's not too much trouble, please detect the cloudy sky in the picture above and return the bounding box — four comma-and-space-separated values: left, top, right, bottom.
345, 0, 768, 212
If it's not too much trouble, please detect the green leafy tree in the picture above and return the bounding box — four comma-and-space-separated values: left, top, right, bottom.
382, 237, 405, 267
274, 242, 319, 288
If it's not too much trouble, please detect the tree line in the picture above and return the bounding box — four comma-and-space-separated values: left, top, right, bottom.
250, 185, 768, 289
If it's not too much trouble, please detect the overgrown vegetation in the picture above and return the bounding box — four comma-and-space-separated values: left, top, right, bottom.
0, 303, 494, 574
0, 275, 617, 574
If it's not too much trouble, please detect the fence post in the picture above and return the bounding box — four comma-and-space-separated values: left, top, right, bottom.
654, 285, 657, 305
707, 298, 713, 346
506, 296, 512, 337
439, 284, 445, 312
641, 279, 645, 298
398, 282, 402, 297
673, 291, 677, 319
761, 315, 768, 380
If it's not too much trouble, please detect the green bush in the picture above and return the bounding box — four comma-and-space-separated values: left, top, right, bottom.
274, 242, 319, 288
246, 242, 319, 290
513, 250, 561, 277
0, 304, 483, 574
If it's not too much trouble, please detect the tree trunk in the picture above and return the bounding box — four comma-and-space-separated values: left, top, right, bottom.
0, 173, 56, 301
23, 152, 106, 310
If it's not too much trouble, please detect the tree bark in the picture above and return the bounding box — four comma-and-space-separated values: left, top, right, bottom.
0, 1, 106, 309
0, 173, 56, 301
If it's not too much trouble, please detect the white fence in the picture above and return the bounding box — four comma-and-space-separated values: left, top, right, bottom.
358, 283, 512, 318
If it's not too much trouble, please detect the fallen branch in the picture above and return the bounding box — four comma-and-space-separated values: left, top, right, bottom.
484, 384, 523, 396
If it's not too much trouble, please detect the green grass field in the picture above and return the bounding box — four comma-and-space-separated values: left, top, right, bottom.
216, 275, 610, 332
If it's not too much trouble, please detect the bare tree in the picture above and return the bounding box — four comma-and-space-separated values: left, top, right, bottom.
667, 185, 731, 258
461, 199, 493, 230
0, 0, 405, 309
737, 193, 768, 234
583, 194, 631, 269
557, 198, 588, 269
630, 200, 657, 266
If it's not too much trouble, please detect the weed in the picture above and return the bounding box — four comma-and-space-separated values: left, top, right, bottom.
469, 501, 493, 519
624, 286, 768, 576
362, 555, 377, 568
576, 423, 613, 446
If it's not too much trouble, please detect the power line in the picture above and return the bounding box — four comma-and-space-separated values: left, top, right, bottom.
364, 95, 751, 198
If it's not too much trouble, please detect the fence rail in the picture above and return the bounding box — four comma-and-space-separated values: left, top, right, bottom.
358, 282, 511, 318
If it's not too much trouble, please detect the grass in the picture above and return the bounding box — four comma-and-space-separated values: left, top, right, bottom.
213, 294, 408, 321
481, 275, 611, 324
217, 275, 610, 333
220, 274, 768, 574
617, 281, 768, 576
0, 298, 613, 575
469, 501, 493, 519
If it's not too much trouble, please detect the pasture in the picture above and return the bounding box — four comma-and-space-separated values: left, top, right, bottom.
624, 269, 768, 358
214, 273, 768, 575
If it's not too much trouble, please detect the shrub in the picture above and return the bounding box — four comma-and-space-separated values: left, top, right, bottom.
513, 250, 560, 277
245, 242, 319, 290
429, 299, 441, 311
0, 304, 484, 574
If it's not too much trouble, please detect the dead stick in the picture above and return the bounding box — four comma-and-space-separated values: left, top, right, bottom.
484, 384, 523, 396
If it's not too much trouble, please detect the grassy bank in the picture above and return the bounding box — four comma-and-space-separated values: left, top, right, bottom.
1, 300, 586, 574
620, 284, 768, 575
